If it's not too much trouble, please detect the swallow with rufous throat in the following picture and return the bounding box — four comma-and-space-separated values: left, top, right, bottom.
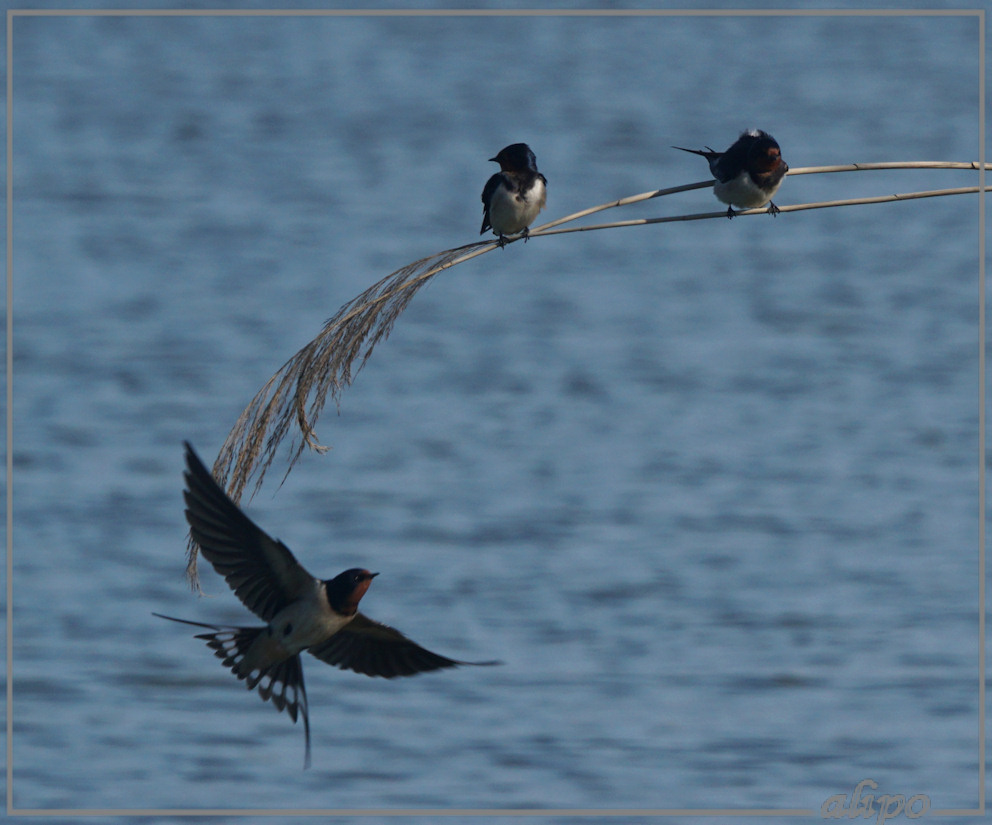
156, 442, 499, 768
480, 142, 547, 246
674, 129, 788, 218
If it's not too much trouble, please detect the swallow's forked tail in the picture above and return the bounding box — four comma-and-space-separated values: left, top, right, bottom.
154, 613, 312, 769
671, 145, 717, 158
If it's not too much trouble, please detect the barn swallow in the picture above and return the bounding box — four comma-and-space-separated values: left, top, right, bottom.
480, 142, 547, 246
156, 442, 498, 768
674, 129, 788, 218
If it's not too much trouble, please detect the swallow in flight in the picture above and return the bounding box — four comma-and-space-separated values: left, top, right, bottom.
156, 442, 498, 768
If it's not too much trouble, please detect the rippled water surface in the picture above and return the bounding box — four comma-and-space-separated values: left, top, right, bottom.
7, 5, 986, 823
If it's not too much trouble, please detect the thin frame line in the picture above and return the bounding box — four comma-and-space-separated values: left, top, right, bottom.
8, 808, 817, 817
5, 7, 13, 818
4, 8, 987, 17
5, 6, 986, 818
976, 7, 986, 816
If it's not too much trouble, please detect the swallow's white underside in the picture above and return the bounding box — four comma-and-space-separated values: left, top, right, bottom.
713, 169, 781, 209
488, 177, 546, 236
243, 581, 351, 669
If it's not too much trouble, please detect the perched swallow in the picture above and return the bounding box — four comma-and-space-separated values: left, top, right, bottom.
156, 442, 498, 768
674, 129, 788, 218
480, 142, 547, 246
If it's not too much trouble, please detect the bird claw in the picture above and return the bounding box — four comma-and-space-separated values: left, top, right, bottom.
767, 202, 780, 217
495, 228, 532, 247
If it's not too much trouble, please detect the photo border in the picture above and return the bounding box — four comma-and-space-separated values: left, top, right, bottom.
4, 6, 986, 818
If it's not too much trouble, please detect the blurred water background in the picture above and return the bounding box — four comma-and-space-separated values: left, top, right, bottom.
6, 3, 986, 823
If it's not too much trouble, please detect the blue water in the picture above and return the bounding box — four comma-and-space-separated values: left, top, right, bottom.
7, 6, 986, 823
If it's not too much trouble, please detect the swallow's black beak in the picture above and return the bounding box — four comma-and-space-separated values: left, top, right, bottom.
368, 571, 380, 580
488, 156, 497, 162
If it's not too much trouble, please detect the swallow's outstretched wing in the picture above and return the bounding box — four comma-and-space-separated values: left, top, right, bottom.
308, 612, 500, 679
183, 442, 315, 622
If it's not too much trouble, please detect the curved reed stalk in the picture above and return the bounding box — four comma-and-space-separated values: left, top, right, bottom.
532, 185, 987, 236
186, 160, 987, 589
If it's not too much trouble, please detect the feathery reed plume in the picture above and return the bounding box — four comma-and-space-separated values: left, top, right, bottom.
214, 241, 494, 502
186, 240, 495, 589
185, 161, 987, 589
